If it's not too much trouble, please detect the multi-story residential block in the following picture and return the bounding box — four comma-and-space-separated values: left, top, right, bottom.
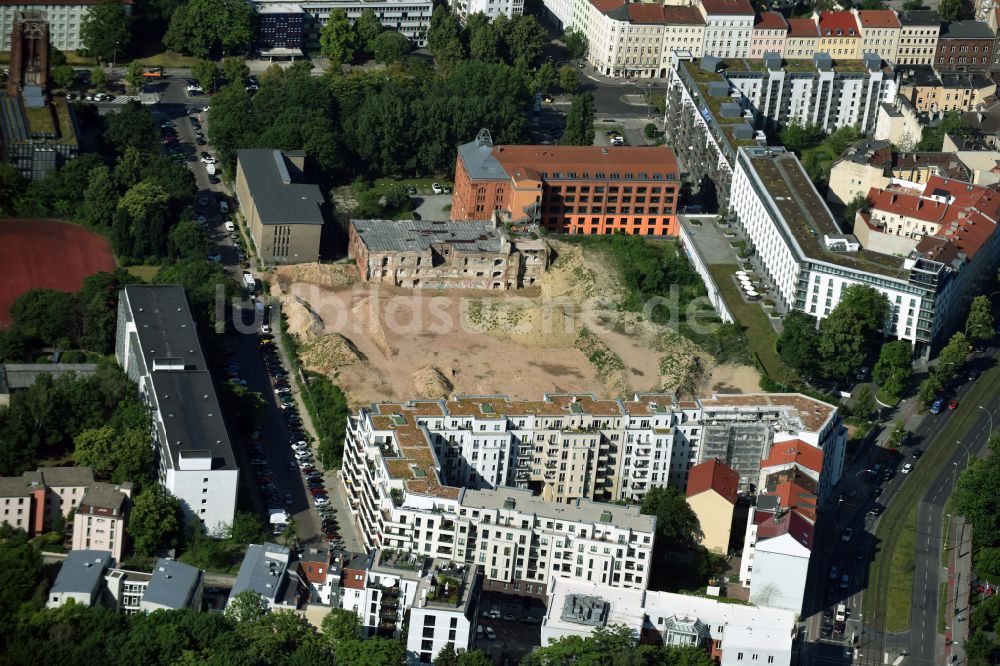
826, 138, 971, 206
247, 0, 432, 49
47, 550, 114, 608
0, 477, 33, 532
447, 0, 522, 23
936, 20, 995, 73
897, 9, 940, 67
229, 542, 306, 610
116, 285, 238, 532
664, 54, 894, 207
817, 11, 861, 60
451, 131, 681, 237
854, 9, 900, 63
71, 482, 131, 562
542, 577, 797, 665
784, 17, 819, 59
105, 558, 203, 613
698, 0, 754, 59
729, 146, 998, 355
0, 466, 97, 535
898, 66, 996, 113
300, 546, 340, 606
348, 217, 551, 290
749, 12, 787, 59
254, 3, 307, 56
684, 459, 739, 555
0, 0, 132, 52
662, 6, 706, 61
235, 149, 326, 265
405, 560, 480, 663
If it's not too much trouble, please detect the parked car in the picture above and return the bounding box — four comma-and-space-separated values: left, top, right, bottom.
314, 497, 330, 507
841, 528, 853, 542
431, 183, 444, 194
856, 366, 869, 381
902, 462, 913, 474
869, 503, 885, 515
930, 399, 944, 414
911, 448, 923, 459
948, 399, 959, 410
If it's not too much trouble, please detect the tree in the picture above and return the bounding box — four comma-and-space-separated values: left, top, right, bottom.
226, 589, 269, 624
192, 59, 220, 93
861, 0, 886, 7
563, 28, 588, 59
321, 608, 361, 641
51, 64, 77, 89
125, 61, 145, 91
561, 91, 594, 146
0, 164, 26, 216
104, 102, 159, 154
468, 18, 498, 62
113, 181, 173, 261
227, 511, 268, 544
917, 111, 971, 151
435, 643, 459, 666
640, 485, 702, 548
780, 120, 826, 153
91, 66, 110, 89
937, 331, 970, 382
506, 15, 546, 69
168, 218, 212, 260
852, 385, 876, 420
10, 289, 79, 347
163, 0, 255, 58
370, 30, 411, 64
221, 56, 250, 89
427, 5, 464, 65
80, 0, 130, 63
559, 66, 579, 94
888, 420, 907, 448
841, 192, 871, 230
918, 373, 943, 406
644, 122, 657, 140
953, 448, 1000, 546
335, 637, 406, 666
457, 651, 494, 666
320, 9, 358, 67
938, 0, 963, 21
355, 8, 384, 53
873, 340, 912, 399
73, 426, 117, 477
966, 295, 994, 343
0, 524, 47, 621
902, 0, 927, 7
776, 310, 821, 380
534, 61, 557, 94
128, 484, 183, 555
817, 285, 891, 382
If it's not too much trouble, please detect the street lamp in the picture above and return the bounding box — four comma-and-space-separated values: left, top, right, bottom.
979, 405, 994, 438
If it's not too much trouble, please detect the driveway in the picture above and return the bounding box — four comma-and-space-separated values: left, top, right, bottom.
412, 194, 454, 221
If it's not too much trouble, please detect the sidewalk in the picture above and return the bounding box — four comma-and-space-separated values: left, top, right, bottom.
944, 518, 971, 664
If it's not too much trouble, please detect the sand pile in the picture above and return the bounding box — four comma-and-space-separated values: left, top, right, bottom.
412, 366, 453, 399
282, 295, 326, 341
352, 296, 394, 357
273, 262, 358, 293
299, 333, 367, 376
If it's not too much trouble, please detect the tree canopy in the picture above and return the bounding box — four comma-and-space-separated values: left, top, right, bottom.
320, 9, 359, 67
776, 310, 821, 381
872, 340, 912, 400
640, 485, 703, 549
917, 111, 971, 151
523, 624, 715, 666
79, 0, 130, 63
163, 0, 254, 58
129, 484, 184, 555
561, 91, 595, 146
966, 295, 994, 343
780, 121, 826, 154
817, 285, 891, 382
563, 28, 588, 59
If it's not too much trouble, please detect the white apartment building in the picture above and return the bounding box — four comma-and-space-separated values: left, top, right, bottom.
115, 285, 238, 533
854, 9, 901, 64
47, 550, 114, 608
0, 0, 132, 52
105, 558, 204, 613
896, 9, 940, 66
405, 559, 479, 664
663, 6, 706, 60
729, 146, 980, 356
542, 577, 796, 666
698, 0, 754, 59
248, 0, 433, 48
448, 0, 522, 23
71, 482, 131, 562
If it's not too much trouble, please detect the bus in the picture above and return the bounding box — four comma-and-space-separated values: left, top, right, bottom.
142, 67, 164, 78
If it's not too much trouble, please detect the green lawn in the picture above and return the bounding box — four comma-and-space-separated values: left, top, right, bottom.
133, 51, 200, 68
706, 262, 791, 382
938, 582, 948, 634
886, 502, 919, 631
127, 265, 161, 281
370, 177, 453, 197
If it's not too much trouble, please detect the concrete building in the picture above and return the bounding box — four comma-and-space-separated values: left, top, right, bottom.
0, 466, 94, 535
229, 542, 305, 610
749, 12, 787, 59
0, 93, 80, 181
0, 477, 34, 532
0, 0, 131, 52
854, 9, 900, 64
47, 550, 114, 608
116, 285, 238, 532
583, 2, 671, 79
405, 560, 481, 663
698, 0, 754, 60
784, 18, 818, 59
898, 66, 997, 113
896, 10, 940, 67
684, 459, 739, 555
105, 558, 204, 613
71, 482, 131, 561
234, 148, 326, 265
451, 130, 681, 236
348, 217, 551, 290
936, 20, 995, 73
874, 94, 923, 150
447, 0, 522, 23
247, 0, 432, 49
0, 363, 98, 407
541, 577, 796, 665
253, 3, 307, 57
816, 11, 861, 60
729, 146, 998, 356
663, 6, 706, 61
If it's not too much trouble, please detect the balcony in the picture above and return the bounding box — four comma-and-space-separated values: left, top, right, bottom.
545, 472, 556, 480
545, 461, 557, 469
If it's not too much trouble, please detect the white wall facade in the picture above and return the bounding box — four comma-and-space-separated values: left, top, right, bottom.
0, 2, 131, 52
407, 606, 473, 664
746, 534, 810, 614
701, 14, 753, 58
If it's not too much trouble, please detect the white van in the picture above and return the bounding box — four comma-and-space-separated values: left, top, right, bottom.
224, 220, 235, 233
206, 162, 216, 176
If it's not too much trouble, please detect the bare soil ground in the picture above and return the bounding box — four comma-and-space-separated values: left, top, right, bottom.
272, 244, 758, 408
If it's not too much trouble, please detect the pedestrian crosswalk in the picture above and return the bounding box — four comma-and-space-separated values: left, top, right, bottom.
106, 95, 139, 104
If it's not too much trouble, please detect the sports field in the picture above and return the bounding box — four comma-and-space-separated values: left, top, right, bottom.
0, 219, 116, 327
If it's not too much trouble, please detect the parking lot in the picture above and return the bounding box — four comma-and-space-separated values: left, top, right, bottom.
473, 594, 546, 662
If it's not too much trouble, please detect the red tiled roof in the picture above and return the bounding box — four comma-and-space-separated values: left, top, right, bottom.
755, 509, 815, 550
628, 3, 666, 24
664, 5, 706, 24
492, 145, 679, 180
686, 459, 740, 503
342, 567, 366, 590
300, 561, 328, 585
700, 0, 754, 16
787, 17, 819, 38
819, 11, 860, 37
857, 9, 901, 29
754, 11, 788, 31
589, 0, 623, 13
760, 439, 824, 474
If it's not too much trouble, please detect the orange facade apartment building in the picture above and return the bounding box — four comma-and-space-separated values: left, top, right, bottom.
451, 132, 681, 236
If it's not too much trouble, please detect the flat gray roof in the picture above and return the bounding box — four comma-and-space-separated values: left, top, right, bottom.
79, 482, 130, 512
122, 285, 207, 372
231, 543, 294, 603
457, 139, 509, 181
1, 364, 99, 392
51, 550, 113, 596
237, 149, 325, 226
461, 487, 655, 533
940, 20, 994, 39
36, 467, 94, 488
351, 218, 504, 254
144, 558, 202, 609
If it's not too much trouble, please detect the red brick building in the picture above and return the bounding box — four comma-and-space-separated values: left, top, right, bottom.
451, 131, 681, 236
936, 20, 995, 73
